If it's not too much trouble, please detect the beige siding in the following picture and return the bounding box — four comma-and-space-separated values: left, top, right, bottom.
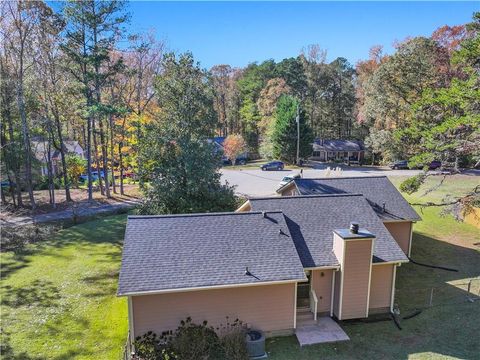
132, 283, 295, 336
384, 221, 412, 255
369, 264, 394, 310
341, 240, 373, 319
333, 234, 345, 264
279, 183, 297, 196
311, 269, 333, 313
333, 270, 341, 318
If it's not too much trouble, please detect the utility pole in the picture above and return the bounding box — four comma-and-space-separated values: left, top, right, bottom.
296, 101, 300, 166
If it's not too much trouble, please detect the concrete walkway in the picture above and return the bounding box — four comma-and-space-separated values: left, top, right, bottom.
295, 317, 350, 347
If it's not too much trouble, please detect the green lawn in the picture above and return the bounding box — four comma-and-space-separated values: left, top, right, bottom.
1, 215, 128, 360
1, 175, 479, 359
267, 175, 480, 359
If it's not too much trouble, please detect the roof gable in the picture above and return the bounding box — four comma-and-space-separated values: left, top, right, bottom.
249, 194, 408, 268
118, 211, 306, 295
290, 176, 421, 221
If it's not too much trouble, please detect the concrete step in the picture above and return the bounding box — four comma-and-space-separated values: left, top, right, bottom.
297, 317, 317, 326
296, 306, 310, 313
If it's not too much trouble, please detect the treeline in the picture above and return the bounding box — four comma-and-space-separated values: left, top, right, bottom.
210, 48, 358, 156
1, 1, 163, 209
1, 0, 478, 212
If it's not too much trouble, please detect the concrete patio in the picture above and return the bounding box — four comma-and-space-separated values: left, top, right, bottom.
295, 317, 350, 347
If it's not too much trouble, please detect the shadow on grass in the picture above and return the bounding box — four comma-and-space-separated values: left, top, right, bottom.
266, 231, 480, 360
81, 269, 119, 298
0, 214, 127, 281
1, 279, 60, 308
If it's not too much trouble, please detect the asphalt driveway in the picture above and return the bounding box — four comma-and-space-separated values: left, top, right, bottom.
220, 164, 478, 197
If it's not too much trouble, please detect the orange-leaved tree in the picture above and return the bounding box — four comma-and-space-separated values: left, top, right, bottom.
223, 134, 247, 164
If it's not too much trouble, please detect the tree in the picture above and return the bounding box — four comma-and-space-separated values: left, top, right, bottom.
257, 78, 291, 136
66, 154, 86, 188
2, 0, 47, 209
364, 128, 396, 164
271, 95, 313, 164
223, 134, 246, 165
138, 53, 236, 214
398, 13, 480, 220
61, 0, 128, 200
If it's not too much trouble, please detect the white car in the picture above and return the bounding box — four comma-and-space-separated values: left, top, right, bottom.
278, 173, 301, 189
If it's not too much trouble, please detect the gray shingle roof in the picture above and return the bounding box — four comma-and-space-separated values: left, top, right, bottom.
313, 139, 365, 152
118, 212, 306, 295
285, 176, 421, 221
249, 194, 408, 268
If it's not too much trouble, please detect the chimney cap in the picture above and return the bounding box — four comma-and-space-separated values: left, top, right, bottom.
334, 227, 375, 240
350, 222, 359, 234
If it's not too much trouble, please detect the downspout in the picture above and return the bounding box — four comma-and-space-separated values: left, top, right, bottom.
390, 264, 398, 313
128, 296, 135, 344
330, 269, 337, 317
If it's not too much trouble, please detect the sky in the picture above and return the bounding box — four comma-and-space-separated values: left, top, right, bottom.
54, 1, 479, 69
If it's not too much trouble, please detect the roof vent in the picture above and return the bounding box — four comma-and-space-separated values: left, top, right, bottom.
350, 222, 359, 234
262, 211, 267, 218
382, 202, 386, 213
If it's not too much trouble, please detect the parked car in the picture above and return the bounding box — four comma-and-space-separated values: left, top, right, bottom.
278, 173, 301, 189
428, 160, 442, 170
79, 170, 108, 183
390, 160, 409, 170
260, 161, 284, 171
222, 156, 248, 166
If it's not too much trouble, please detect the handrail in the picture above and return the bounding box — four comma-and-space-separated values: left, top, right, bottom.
310, 288, 318, 321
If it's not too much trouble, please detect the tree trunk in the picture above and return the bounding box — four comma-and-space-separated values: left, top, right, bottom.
92, 121, 104, 195
109, 114, 117, 194
53, 108, 72, 202
16, 73, 36, 209
118, 142, 124, 195
46, 137, 56, 208
98, 117, 111, 198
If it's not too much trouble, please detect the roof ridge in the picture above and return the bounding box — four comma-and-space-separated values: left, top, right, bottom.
128, 210, 284, 220
295, 175, 388, 181
249, 193, 364, 201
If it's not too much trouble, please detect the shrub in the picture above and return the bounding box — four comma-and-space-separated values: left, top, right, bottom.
132, 317, 248, 360
170, 318, 222, 360
217, 318, 248, 360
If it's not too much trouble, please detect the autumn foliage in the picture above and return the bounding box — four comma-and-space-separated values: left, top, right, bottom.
223, 134, 247, 164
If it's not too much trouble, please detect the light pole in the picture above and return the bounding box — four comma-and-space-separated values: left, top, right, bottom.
296, 101, 300, 166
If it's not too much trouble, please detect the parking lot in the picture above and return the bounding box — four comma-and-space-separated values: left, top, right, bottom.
220, 164, 424, 197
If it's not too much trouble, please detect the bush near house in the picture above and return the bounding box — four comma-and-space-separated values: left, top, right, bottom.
133, 317, 248, 360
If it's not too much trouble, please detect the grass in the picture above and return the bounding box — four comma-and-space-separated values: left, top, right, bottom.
1, 174, 478, 359
267, 174, 480, 359
1, 215, 128, 360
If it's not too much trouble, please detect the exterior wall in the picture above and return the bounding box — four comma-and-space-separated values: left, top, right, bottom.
310, 269, 334, 313
369, 264, 394, 310
333, 270, 341, 317
283, 187, 298, 196
384, 221, 412, 256
131, 283, 296, 337
341, 240, 373, 319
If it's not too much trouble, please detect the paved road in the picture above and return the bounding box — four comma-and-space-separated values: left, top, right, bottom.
221, 165, 479, 197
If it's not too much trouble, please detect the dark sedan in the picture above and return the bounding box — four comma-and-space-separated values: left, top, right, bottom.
260, 161, 285, 171
390, 160, 409, 170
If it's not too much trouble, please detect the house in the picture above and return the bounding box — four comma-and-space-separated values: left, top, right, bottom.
118, 176, 420, 341
273, 176, 421, 256
32, 140, 84, 176
311, 139, 365, 164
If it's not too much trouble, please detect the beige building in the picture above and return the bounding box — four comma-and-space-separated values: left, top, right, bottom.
118, 178, 419, 344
